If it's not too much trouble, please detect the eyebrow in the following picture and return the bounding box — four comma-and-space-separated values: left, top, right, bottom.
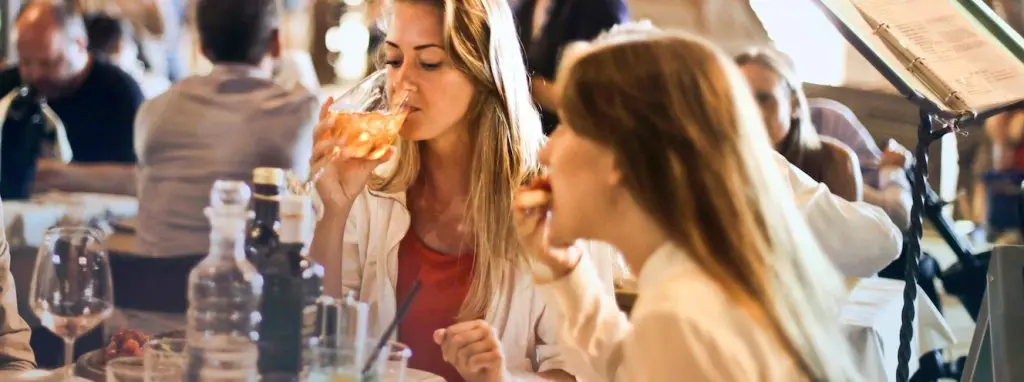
384, 41, 443, 50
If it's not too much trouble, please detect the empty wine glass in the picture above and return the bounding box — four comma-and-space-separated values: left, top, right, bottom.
289, 69, 415, 195
30, 226, 114, 381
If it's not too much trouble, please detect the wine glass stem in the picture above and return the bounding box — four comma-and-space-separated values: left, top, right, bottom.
63, 339, 74, 381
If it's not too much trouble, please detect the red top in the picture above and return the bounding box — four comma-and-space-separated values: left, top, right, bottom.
396, 232, 476, 382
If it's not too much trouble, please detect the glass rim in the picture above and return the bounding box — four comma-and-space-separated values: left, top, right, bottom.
310, 338, 412, 360
42, 225, 105, 240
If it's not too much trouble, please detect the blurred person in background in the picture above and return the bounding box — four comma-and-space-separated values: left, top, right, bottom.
810, 98, 912, 230
514, 29, 862, 381
977, 109, 1024, 242
134, 0, 316, 260
104, 0, 187, 81
0, 0, 142, 196
736, 49, 863, 202
83, 12, 170, 98
514, 0, 628, 135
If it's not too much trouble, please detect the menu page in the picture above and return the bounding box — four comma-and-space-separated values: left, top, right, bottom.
852, 0, 1024, 111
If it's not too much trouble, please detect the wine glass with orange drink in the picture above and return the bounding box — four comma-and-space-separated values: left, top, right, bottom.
290, 69, 414, 194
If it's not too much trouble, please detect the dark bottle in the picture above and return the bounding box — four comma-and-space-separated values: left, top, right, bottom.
257, 194, 323, 378
0, 86, 47, 200
246, 167, 285, 264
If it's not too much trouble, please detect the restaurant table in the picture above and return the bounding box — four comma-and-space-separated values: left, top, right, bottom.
0, 369, 86, 381
842, 277, 955, 382
614, 277, 956, 381
2, 192, 139, 368
3, 192, 139, 327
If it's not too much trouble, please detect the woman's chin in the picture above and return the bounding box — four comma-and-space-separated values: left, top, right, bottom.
545, 222, 578, 248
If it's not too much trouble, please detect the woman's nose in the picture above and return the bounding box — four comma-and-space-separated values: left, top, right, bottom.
390, 65, 416, 92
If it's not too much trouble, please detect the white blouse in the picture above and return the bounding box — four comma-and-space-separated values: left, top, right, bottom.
775, 153, 902, 276
337, 188, 617, 379
542, 243, 805, 381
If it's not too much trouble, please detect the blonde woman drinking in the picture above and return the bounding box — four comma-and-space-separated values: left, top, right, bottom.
310, 0, 613, 380
514, 31, 863, 381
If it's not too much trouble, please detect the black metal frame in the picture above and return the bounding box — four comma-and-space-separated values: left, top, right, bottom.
808, 0, 1024, 380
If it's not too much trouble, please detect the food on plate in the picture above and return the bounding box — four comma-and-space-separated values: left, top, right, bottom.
100, 329, 150, 365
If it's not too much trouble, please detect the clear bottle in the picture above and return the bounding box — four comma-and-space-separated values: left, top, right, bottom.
185, 180, 264, 382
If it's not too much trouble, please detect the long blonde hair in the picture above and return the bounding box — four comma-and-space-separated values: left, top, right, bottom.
373, 0, 544, 320
559, 30, 862, 381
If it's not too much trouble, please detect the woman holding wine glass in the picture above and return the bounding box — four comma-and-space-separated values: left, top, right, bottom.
513, 31, 862, 380
309, 0, 613, 381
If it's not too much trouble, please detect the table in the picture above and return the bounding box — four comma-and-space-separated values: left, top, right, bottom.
3, 192, 139, 328
842, 277, 955, 382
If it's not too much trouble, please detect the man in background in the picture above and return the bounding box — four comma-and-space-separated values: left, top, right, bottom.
84, 12, 170, 98
0, 0, 143, 196
134, 0, 316, 259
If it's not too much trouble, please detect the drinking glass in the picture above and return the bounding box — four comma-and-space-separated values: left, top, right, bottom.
306, 338, 411, 382
290, 69, 414, 194
30, 226, 114, 381
143, 338, 186, 381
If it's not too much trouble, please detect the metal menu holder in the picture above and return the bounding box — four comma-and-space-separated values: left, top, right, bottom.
962, 245, 1024, 381
809, 0, 1024, 380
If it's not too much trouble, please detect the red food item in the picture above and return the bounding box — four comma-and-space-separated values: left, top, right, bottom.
530, 176, 552, 192
100, 329, 150, 365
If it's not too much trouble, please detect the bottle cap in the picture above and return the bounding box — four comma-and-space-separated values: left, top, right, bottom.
253, 167, 286, 186
210, 180, 251, 210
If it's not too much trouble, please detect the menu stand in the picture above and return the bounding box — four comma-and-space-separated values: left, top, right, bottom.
809, 0, 1024, 380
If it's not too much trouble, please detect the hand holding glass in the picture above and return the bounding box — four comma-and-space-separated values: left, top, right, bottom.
290, 69, 414, 195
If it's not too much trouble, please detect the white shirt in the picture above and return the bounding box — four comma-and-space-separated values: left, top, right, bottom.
775, 153, 902, 276
339, 188, 618, 379
542, 243, 805, 381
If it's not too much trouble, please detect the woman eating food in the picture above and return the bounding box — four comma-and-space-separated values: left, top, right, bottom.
514, 30, 863, 381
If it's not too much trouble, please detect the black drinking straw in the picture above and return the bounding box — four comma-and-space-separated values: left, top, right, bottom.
361, 279, 422, 375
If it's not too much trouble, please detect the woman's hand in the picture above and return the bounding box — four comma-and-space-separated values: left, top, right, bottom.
312, 97, 395, 211
880, 139, 912, 170
512, 187, 581, 283
434, 320, 510, 382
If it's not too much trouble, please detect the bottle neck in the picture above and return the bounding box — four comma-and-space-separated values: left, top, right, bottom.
252, 196, 280, 225
209, 212, 248, 260
278, 214, 306, 245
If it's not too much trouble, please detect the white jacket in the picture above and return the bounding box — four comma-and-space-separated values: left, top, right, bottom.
337, 188, 617, 379
774, 153, 902, 276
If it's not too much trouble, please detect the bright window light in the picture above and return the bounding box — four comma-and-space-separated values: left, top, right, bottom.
750, 0, 847, 86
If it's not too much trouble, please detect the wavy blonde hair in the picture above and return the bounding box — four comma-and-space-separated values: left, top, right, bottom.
372, 0, 544, 320
558, 29, 862, 381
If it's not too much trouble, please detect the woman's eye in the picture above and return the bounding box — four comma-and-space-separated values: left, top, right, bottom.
421, 62, 442, 70
384, 59, 402, 67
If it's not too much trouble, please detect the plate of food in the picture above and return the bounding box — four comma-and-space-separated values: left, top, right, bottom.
74, 329, 183, 380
